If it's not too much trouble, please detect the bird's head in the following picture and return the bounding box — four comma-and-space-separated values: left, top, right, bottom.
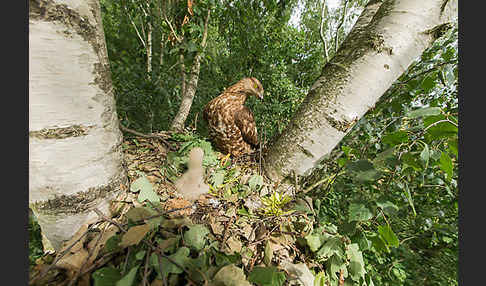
243, 77, 264, 100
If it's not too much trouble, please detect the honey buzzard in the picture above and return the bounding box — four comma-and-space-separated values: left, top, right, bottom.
203, 77, 264, 157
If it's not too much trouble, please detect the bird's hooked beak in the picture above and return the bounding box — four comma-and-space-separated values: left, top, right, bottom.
258, 91, 264, 100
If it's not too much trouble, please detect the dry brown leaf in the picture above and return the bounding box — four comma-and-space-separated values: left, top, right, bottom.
57, 248, 89, 271
223, 236, 242, 255
161, 217, 193, 229
125, 207, 153, 222
210, 220, 225, 235
120, 224, 151, 248
240, 223, 254, 241
59, 224, 89, 253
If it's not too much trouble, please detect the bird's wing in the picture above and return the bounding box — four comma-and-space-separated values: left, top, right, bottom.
234, 106, 258, 147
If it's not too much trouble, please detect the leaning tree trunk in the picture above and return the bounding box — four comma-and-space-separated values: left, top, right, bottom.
29, 0, 126, 251
263, 0, 457, 182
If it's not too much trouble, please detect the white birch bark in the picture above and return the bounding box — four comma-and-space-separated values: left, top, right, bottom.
264, 0, 458, 182
29, 0, 126, 251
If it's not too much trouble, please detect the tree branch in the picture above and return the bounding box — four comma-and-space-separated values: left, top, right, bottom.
334, 0, 349, 53
319, 0, 329, 62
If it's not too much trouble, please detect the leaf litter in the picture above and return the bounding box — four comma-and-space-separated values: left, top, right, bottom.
29, 131, 365, 286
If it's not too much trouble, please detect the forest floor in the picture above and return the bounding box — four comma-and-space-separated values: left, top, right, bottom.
29, 131, 331, 286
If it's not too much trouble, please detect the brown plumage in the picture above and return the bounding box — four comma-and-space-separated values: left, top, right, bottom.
203, 77, 264, 157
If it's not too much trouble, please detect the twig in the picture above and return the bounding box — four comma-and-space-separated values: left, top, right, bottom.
67, 225, 108, 286
93, 208, 127, 233
119, 124, 172, 148
142, 247, 152, 286
122, 247, 132, 275
219, 216, 235, 251
339, 269, 345, 286
319, 0, 329, 62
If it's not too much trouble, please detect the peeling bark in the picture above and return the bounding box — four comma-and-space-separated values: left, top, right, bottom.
263, 0, 457, 183
29, 0, 126, 250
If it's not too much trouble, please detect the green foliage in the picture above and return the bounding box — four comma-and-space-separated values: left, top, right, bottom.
305, 26, 458, 286
28, 213, 44, 268
260, 192, 293, 216
96, 1, 458, 285
248, 266, 286, 286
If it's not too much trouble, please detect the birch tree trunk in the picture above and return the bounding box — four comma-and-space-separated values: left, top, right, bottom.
263, 0, 458, 182
29, 0, 126, 251
170, 9, 210, 131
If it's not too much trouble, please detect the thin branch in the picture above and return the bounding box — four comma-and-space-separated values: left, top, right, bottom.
125, 1, 147, 49
319, 0, 329, 62
164, 13, 182, 43
334, 0, 349, 53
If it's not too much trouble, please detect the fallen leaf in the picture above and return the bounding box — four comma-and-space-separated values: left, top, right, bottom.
213, 264, 252, 286
280, 260, 315, 286
223, 236, 243, 255
120, 224, 151, 248
57, 248, 89, 271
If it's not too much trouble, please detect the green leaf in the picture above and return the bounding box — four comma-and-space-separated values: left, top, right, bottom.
152, 247, 190, 278
92, 267, 122, 286
378, 225, 399, 248
373, 147, 395, 166
248, 174, 264, 190
346, 244, 366, 281
420, 143, 430, 165
348, 203, 373, 222
264, 241, 273, 266
401, 152, 423, 171
213, 264, 252, 286
305, 233, 328, 252
383, 131, 409, 146
104, 235, 121, 253
116, 265, 139, 286
376, 199, 399, 215
131, 175, 160, 203
424, 115, 458, 140
327, 255, 347, 281
448, 138, 458, 157
439, 151, 454, 181
347, 160, 374, 172
316, 237, 343, 258
369, 234, 389, 253
135, 250, 146, 260
248, 266, 286, 286
406, 107, 441, 118
211, 170, 226, 188
421, 73, 437, 93
183, 224, 210, 251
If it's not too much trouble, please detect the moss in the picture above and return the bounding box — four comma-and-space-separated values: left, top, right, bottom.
31, 173, 127, 215
29, 125, 94, 139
